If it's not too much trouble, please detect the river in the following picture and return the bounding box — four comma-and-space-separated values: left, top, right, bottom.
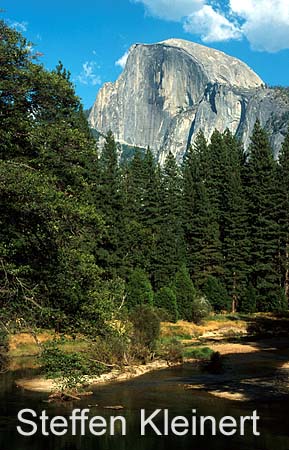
0, 356, 289, 450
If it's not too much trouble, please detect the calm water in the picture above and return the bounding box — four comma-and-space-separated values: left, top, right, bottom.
0, 362, 289, 450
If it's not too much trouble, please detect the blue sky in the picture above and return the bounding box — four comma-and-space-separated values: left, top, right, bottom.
3, 0, 289, 109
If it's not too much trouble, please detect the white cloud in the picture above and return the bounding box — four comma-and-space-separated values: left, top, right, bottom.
132, 0, 204, 21
133, 0, 289, 52
184, 5, 242, 42
115, 50, 130, 69
229, 0, 289, 52
8, 20, 28, 32
76, 61, 101, 86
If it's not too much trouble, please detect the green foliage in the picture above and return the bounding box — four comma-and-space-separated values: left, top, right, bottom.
154, 287, 178, 322
183, 346, 213, 360
239, 284, 257, 314
182, 134, 223, 287
191, 295, 212, 324
126, 268, 154, 308
174, 265, 197, 321
2, 20, 289, 380
130, 305, 160, 351
203, 276, 230, 312
40, 340, 106, 391
245, 121, 280, 311
154, 152, 185, 288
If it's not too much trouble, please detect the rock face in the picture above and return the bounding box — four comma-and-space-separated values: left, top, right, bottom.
88, 38, 289, 162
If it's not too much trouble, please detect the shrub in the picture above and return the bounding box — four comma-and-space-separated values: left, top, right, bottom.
191, 295, 212, 324
40, 340, 106, 392
129, 305, 160, 351
183, 346, 213, 360
160, 339, 183, 364
154, 287, 178, 322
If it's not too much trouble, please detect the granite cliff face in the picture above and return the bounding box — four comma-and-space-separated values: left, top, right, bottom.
88, 39, 289, 162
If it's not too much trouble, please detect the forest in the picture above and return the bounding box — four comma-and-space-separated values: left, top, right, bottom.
1, 20, 289, 380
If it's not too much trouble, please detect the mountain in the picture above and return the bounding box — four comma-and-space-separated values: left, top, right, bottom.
88, 38, 289, 163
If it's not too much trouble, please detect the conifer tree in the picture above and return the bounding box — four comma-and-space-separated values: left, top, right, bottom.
154, 287, 178, 322
174, 265, 197, 321
126, 268, 154, 308
182, 133, 223, 287
277, 132, 289, 304
221, 130, 250, 312
96, 131, 125, 277
245, 121, 280, 311
154, 152, 185, 288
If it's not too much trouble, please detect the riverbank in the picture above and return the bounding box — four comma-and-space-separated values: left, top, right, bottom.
15, 358, 180, 393
9, 314, 289, 398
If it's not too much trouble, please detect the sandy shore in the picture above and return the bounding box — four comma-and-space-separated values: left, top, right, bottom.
15, 359, 177, 393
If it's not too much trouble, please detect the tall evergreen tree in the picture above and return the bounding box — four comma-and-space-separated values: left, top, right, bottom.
245, 121, 280, 311
221, 130, 250, 312
182, 133, 223, 288
277, 132, 289, 304
97, 131, 125, 277
154, 152, 184, 288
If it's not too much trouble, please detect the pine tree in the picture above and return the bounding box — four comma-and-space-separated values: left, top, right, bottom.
182, 133, 223, 288
221, 130, 250, 312
277, 132, 289, 305
154, 287, 178, 322
245, 121, 280, 311
126, 268, 154, 309
174, 265, 197, 321
97, 131, 125, 277
154, 152, 185, 288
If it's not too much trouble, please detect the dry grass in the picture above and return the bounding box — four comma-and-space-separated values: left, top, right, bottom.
161, 317, 248, 340
8, 332, 89, 357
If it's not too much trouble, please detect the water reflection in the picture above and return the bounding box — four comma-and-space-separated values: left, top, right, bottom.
0, 362, 288, 449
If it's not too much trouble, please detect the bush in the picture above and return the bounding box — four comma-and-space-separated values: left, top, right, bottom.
126, 269, 154, 308
159, 338, 183, 364
203, 276, 230, 312
191, 295, 212, 324
183, 346, 213, 360
129, 305, 160, 351
154, 287, 178, 322
40, 340, 106, 392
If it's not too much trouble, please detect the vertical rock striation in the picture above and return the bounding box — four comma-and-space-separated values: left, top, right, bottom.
89, 39, 289, 162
